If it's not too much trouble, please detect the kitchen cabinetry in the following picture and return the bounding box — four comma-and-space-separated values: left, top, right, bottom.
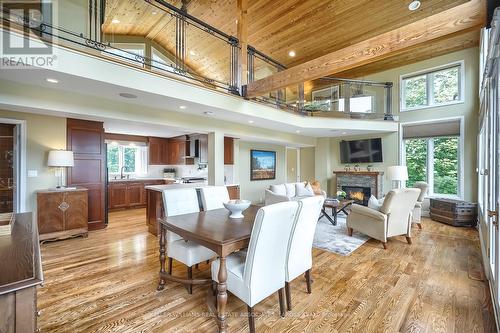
108, 179, 168, 211
168, 138, 187, 165
224, 137, 234, 165
37, 188, 89, 241
198, 135, 208, 164
149, 137, 169, 165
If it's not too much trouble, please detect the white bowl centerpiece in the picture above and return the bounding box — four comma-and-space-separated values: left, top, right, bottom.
223, 199, 251, 219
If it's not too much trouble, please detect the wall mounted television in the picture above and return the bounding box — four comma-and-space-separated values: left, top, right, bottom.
340, 138, 383, 163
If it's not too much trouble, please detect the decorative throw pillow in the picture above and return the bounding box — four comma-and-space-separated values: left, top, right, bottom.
285, 183, 296, 197
310, 180, 324, 196
296, 182, 314, 196
270, 184, 286, 196
368, 195, 382, 211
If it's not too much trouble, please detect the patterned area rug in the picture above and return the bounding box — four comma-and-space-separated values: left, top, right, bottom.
313, 214, 369, 256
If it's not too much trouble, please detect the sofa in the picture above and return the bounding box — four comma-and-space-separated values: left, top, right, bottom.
265, 182, 326, 205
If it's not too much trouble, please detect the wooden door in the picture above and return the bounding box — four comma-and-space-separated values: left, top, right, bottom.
127, 183, 143, 207
109, 184, 127, 209
67, 119, 106, 230
37, 192, 64, 234
64, 190, 88, 230
224, 137, 234, 165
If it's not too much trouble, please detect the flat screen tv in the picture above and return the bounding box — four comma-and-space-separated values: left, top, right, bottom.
340, 138, 383, 163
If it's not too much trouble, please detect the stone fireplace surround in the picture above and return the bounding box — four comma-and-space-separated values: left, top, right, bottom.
333, 171, 384, 202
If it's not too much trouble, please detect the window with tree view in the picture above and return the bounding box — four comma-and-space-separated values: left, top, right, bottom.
402, 63, 462, 110
107, 144, 147, 176
405, 136, 459, 196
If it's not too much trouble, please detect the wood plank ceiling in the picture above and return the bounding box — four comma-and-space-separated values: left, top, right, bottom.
102, 0, 479, 84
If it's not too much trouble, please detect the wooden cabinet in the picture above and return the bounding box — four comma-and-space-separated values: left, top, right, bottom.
108, 180, 165, 211
226, 185, 240, 200
67, 118, 106, 230
168, 136, 187, 165
224, 137, 234, 165
149, 137, 169, 165
0, 213, 43, 333
37, 188, 88, 241
198, 135, 208, 164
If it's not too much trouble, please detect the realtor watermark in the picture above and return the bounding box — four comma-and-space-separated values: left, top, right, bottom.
0, 1, 57, 69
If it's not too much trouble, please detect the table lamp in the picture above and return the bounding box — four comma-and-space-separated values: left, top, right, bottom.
387, 165, 408, 189
48, 150, 74, 188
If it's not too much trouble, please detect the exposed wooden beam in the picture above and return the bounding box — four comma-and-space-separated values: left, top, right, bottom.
245, 0, 486, 98
237, 0, 248, 88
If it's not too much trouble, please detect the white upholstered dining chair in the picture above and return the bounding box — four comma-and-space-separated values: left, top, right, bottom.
199, 186, 230, 210
284, 196, 324, 311
211, 201, 300, 333
162, 188, 216, 294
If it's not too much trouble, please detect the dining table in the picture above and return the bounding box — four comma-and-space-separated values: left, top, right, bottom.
157, 205, 260, 333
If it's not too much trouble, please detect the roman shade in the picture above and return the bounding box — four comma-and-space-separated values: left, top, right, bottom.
402, 119, 461, 139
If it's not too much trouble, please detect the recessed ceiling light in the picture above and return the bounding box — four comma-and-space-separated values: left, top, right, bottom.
152, 11, 158, 15
408, 1, 421, 11
248, 120, 254, 124
296, 130, 301, 134
204, 111, 214, 115
111, 18, 120, 24
179, 105, 187, 109
118, 92, 137, 99
46, 78, 58, 83
189, 50, 196, 56
288, 50, 296, 57
341, 131, 347, 135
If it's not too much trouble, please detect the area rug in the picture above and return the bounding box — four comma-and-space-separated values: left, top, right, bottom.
313, 214, 369, 256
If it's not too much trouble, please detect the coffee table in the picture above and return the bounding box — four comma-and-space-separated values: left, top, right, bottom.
320, 199, 355, 226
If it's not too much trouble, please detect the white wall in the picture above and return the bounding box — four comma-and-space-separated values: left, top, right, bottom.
238, 141, 286, 204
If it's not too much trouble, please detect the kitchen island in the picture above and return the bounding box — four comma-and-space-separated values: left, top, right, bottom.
145, 184, 240, 235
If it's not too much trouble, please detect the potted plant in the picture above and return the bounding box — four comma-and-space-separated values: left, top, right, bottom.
336, 190, 347, 200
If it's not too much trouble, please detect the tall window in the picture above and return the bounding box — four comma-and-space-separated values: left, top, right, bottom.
107, 144, 148, 176
405, 137, 460, 196
106, 44, 145, 66
401, 62, 463, 111
403, 119, 462, 198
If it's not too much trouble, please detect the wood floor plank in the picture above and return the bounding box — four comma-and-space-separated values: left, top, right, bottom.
37, 208, 496, 332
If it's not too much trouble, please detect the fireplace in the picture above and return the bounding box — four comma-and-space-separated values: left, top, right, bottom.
342, 186, 371, 206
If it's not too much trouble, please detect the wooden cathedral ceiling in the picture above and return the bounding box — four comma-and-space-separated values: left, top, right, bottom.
102, 0, 480, 84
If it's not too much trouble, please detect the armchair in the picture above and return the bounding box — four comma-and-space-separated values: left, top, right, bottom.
346, 188, 420, 249
412, 181, 428, 228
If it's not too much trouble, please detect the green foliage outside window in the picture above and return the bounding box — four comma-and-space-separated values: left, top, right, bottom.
123, 147, 136, 173
433, 68, 459, 104
405, 137, 458, 195
404, 75, 427, 108
433, 137, 458, 195
405, 139, 427, 188
107, 146, 119, 173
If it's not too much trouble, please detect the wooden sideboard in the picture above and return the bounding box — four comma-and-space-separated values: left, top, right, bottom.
0, 213, 43, 333
37, 188, 88, 242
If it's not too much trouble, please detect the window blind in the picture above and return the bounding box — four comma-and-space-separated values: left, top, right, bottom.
402, 119, 461, 139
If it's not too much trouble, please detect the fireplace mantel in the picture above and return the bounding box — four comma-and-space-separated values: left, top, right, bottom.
333, 170, 384, 199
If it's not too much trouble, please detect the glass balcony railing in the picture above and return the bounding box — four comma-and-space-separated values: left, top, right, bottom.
0, 0, 239, 94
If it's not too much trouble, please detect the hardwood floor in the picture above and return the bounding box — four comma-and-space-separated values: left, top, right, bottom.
38, 208, 496, 332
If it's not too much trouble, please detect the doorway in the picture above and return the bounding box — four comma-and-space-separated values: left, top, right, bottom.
0, 124, 16, 213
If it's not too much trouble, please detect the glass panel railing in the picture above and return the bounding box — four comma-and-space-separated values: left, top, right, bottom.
0, 0, 240, 94
252, 77, 394, 120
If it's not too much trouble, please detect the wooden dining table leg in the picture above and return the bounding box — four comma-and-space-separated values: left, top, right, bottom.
157, 223, 166, 291
217, 257, 228, 333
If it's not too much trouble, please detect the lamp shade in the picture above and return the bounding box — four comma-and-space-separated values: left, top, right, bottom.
48, 150, 74, 167
387, 165, 408, 181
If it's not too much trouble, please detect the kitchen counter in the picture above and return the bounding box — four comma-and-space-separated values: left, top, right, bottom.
108, 177, 175, 183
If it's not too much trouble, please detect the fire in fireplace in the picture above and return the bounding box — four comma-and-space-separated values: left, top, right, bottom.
342, 186, 371, 206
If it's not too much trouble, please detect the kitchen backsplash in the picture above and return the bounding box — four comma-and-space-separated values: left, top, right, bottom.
147, 164, 208, 178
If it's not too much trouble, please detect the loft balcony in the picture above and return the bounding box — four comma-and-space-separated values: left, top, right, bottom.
0, 0, 395, 121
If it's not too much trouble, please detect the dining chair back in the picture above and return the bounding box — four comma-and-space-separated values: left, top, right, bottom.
200, 186, 230, 211
162, 188, 200, 242
242, 201, 299, 306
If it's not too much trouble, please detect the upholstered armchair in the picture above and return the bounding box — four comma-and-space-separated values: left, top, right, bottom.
346, 188, 420, 249
412, 181, 429, 229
